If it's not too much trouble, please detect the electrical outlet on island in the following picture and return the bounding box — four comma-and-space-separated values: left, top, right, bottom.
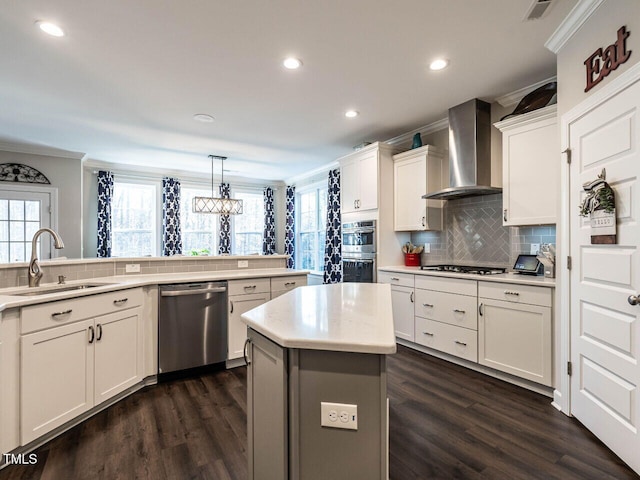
238, 260, 249, 268
125, 263, 141, 273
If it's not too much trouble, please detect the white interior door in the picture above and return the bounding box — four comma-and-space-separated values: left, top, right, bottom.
569, 72, 640, 474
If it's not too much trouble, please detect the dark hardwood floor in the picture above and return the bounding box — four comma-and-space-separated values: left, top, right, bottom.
1, 345, 637, 479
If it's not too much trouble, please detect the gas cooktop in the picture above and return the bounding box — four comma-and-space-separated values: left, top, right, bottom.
420, 265, 507, 275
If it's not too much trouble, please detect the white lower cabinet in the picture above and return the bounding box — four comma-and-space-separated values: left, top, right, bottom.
21, 305, 143, 444
414, 317, 478, 362
414, 276, 478, 362
228, 278, 271, 361
378, 271, 415, 341
478, 281, 552, 386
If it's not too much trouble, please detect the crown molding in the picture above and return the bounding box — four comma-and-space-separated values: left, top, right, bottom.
284, 160, 339, 185
83, 159, 285, 188
545, 0, 605, 54
384, 118, 449, 146
0, 140, 86, 160
494, 104, 557, 131
495, 76, 557, 108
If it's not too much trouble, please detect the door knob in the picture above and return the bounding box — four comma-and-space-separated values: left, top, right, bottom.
628, 295, 640, 306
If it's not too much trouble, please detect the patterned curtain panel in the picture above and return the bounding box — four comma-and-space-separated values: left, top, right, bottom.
162, 177, 182, 256
323, 169, 342, 284
285, 186, 295, 268
218, 183, 231, 254
263, 187, 276, 255
96, 170, 114, 258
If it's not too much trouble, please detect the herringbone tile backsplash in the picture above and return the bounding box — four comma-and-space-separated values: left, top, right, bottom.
412, 194, 556, 269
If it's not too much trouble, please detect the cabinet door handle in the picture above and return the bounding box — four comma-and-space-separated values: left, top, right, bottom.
52, 309, 72, 318
230, 301, 234, 314
243, 338, 251, 365
503, 209, 508, 222
354, 200, 357, 209
96, 323, 103, 341
423, 303, 434, 308
113, 298, 128, 306
455, 340, 467, 347
422, 331, 434, 337
421, 216, 426, 227
88, 326, 95, 344
410, 291, 414, 303
390, 277, 400, 281
244, 285, 257, 292
453, 309, 466, 314
504, 290, 520, 296
479, 303, 484, 316
284, 282, 296, 287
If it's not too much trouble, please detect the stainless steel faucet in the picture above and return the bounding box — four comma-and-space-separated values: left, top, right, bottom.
28, 228, 65, 287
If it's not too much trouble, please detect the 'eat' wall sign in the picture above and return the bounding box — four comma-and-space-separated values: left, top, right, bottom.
584, 26, 632, 92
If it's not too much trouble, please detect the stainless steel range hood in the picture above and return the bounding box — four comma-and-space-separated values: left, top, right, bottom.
423, 98, 502, 200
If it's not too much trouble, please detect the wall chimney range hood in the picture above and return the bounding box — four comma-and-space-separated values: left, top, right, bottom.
423, 98, 502, 200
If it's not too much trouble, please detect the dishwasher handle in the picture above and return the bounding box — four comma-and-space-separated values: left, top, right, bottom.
161, 286, 227, 297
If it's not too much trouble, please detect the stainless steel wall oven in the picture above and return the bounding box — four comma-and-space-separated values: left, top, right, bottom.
342, 220, 376, 283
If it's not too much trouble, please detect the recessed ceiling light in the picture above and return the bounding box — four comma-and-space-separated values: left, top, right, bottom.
283, 57, 302, 69
193, 113, 215, 123
429, 58, 449, 71
345, 110, 359, 118
36, 21, 64, 37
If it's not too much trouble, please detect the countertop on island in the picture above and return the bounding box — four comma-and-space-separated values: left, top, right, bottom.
241, 283, 397, 355
378, 265, 556, 287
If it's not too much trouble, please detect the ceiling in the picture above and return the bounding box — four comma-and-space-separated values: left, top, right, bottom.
0, 0, 577, 181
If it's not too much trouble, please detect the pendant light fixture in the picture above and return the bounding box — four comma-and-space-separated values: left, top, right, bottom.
193, 155, 243, 214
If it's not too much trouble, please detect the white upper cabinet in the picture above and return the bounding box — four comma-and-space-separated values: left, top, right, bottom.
495, 105, 559, 226
339, 145, 380, 214
393, 145, 444, 231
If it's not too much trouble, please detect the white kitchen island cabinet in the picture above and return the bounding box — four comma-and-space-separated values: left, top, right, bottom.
242, 283, 396, 480
393, 145, 444, 231
494, 104, 558, 226
20, 288, 144, 444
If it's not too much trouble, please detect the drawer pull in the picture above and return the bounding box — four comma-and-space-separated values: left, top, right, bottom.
453, 309, 466, 314
454, 340, 467, 347
390, 277, 400, 281
504, 290, 520, 296
284, 282, 297, 287
52, 309, 72, 318
422, 332, 434, 336
244, 285, 257, 291
113, 298, 128, 306
422, 303, 434, 308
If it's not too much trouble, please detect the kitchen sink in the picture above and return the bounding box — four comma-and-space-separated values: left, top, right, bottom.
12, 283, 115, 296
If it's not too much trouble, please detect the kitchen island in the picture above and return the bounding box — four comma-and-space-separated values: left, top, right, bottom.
241, 283, 396, 480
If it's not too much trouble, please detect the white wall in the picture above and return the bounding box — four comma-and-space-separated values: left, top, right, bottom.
557, 0, 640, 117
0, 150, 83, 258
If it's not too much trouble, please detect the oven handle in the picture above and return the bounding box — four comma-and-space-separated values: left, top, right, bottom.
343, 229, 375, 234
342, 258, 375, 263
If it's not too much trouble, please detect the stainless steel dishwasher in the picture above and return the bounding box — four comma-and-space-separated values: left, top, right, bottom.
159, 282, 228, 377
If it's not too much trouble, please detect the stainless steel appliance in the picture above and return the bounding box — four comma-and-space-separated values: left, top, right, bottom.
423, 99, 502, 200
420, 264, 506, 275
342, 220, 376, 283
159, 282, 228, 377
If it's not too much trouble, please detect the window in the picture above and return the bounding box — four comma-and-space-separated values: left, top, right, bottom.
296, 185, 327, 272
112, 182, 157, 257
180, 186, 218, 255
233, 190, 264, 255
0, 186, 53, 263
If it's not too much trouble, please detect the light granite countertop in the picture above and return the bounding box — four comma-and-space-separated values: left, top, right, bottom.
378, 265, 556, 287
241, 283, 397, 354
0, 268, 309, 312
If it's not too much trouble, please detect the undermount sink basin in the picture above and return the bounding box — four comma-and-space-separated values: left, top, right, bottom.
13, 283, 115, 297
